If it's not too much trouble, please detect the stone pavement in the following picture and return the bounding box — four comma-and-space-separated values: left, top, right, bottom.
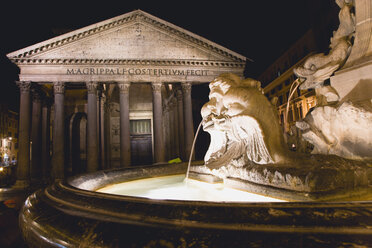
0, 188, 30, 248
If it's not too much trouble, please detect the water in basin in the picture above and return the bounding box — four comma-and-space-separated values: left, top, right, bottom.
97, 174, 284, 202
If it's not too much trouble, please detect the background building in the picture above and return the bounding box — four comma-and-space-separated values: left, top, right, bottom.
0, 105, 18, 165
258, 1, 340, 135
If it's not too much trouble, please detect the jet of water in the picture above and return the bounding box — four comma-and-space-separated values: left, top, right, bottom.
185, 120, 204, 181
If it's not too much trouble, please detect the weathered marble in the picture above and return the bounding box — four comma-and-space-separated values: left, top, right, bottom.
6, 10, 246, 83
294, 0, 355, 89
190, 73, 372, 201
200, 73, 288, 169
296, 101, 372, 161
294, 0, 372, 161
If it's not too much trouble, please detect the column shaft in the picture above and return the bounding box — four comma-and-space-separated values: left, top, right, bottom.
172, 97, 180, 158
118, 82, 131, 167
31, 89, 42, 183
182, 82, 194, 160
168, 100, 175, 158
86, 82, 99, 172
152, 82, 166, 163
176, 90, 185, 160
15, 81, 32, 187
41, 99, 51, 183
100, 93, 106, 169
52, 82, 65, 180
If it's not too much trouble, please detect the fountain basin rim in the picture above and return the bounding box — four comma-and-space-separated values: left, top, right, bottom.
19, 163, 372, 247
38, 179, 372, 232
65, 162, 372, 205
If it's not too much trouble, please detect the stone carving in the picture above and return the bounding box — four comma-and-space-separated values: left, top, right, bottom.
118, 82, 131, 94
17, 81, 32, 93
200, 73, 288, 170
296, 101, 372, 161
190, 73, 372, 200
181, 82, 192, 94
31, 89, 42, 103
293, 0, 355, 89
293, 0, 372, 161
86, 81, 98, 94
151, 82, 162, 92
53, 82, 65, 94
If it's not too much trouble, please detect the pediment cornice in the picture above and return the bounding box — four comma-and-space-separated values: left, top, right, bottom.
7, 10, 246, 63
10, 58, 245, 69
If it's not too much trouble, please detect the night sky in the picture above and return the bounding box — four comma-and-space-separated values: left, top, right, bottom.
0, 0, 337, 111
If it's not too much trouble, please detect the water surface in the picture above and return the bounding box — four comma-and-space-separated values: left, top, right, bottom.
97, 174, 284, 202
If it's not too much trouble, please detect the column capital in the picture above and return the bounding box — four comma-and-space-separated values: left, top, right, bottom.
151, 82, 162, 93
53, 82, 65, 95
32, 90, 43, 103
171, 96, 178, 106
31, 86, 44, 102
167, 97, 176, 109
118, 82, 131, 94
16, 81, 32, 93
181, 82, 192, 94
86, 81, 98, 94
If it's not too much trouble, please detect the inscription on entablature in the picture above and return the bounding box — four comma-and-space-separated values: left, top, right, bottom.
66, 67, 208, 77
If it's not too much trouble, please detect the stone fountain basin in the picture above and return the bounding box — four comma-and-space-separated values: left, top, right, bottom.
190, 154, 372, 201
20, 162, 372, 247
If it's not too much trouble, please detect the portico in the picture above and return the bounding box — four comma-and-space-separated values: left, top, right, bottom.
7, 10, 246, 185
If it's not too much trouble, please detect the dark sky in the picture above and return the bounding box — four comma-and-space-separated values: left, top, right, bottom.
0, 0, 336, 110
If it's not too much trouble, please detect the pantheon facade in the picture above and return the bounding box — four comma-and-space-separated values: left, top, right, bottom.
7, 10, 246, 187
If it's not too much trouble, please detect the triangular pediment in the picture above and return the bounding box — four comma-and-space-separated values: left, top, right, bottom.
7, 10, 246, 64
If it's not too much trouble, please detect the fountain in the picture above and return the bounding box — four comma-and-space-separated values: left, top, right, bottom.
19, 1, 372, 247
188, 73, 372, 201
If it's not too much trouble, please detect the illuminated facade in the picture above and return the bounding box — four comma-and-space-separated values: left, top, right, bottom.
0, 105, 18, 164
262, 54, 317, 132
7, 10, 246, 187
260, 30, 320, 132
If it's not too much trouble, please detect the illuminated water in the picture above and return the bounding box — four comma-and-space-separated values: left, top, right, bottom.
97, 175, 284, 202
185, 121, 204, 180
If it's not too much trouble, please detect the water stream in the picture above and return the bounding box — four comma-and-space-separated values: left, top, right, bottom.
185, 120, 204, 180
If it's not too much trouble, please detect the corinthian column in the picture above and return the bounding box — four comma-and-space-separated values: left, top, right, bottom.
52, 82, 65, 180
168, 99, 175, 158
86, 81, 99, 172
172, 97, 180, 158
176, 90, 185, 160
14, 81, 32, 188
182, 82, 194, 160
41, 98, 51, 183
30, 88, 42, 184
152, 82, 166, 163
118, 82, 131, 167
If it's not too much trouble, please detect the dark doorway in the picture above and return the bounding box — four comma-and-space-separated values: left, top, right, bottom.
130, 119, 153, 165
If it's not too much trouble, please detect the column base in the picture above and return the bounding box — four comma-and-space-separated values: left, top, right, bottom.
12, 180, 30, 190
